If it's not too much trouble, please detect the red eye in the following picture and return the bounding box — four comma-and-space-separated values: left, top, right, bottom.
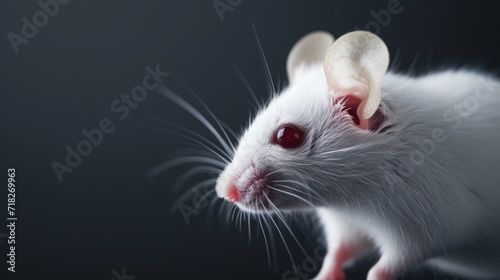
274, 125, 304, 148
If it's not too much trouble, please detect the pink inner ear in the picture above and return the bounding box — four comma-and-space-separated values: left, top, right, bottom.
335, 96, 383, 131
342, 96, 362, 126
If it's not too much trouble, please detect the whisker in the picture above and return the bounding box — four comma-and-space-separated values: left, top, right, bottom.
173, 166, 222, 192
228, 204, 238, 222
262, 214, 279, 273
194, 188, 217, 214
218, 119, 240, 144
155, 138, 200, 147
147, 156, 226, 179
169, 178, 217, 214
238, 211, 245, 237
269, 185, 317, 208
273, 179, 326, 203
144, 116, 233, 160
233, 65, 261, 109
261, 200, 297, 276
408, 53, 420, 76
206, 193, 222, 226
257, 214, 272, 269
389, 46, 402, 72
219, 200, 232, 229
157, 85, 234, 157
234, 209, 239, 224
274, 184, 326, 205
252, 23, 276, 95
264, 192, 309, 258
276, 76, 282, 93
247, 211, 252, 243
176, 80, 237, 154
139, 121, 231, 162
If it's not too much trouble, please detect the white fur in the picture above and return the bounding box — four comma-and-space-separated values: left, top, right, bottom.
216, 63, 500, 279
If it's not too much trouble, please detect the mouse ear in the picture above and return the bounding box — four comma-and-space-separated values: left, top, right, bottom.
324, 31, 389, 128
287, 31, 335, 84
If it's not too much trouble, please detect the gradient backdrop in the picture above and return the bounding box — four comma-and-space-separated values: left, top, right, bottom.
1, 0, 500, 279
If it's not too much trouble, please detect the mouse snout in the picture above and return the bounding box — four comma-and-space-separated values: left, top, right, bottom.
217, 164, 271, 207
233, 168, 271, 205
227, 184, 239, 202
216, 170, 241, 202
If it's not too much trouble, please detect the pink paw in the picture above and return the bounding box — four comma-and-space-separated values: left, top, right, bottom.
367, 268, 395, 280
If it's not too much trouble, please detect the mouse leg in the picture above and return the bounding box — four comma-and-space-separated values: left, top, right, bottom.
313, 239, 372, 280
366, 254, 406, 280
366, 249, 428, 280
313, 209, 374, 280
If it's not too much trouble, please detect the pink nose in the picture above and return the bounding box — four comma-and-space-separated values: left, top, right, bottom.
227, 185, 239, 202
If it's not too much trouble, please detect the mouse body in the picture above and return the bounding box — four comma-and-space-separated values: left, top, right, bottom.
214, 31, 500, 280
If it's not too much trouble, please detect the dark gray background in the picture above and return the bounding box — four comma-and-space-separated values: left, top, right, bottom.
1, 0, 500, 279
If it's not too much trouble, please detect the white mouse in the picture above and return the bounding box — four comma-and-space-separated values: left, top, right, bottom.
213, 31, 500, 280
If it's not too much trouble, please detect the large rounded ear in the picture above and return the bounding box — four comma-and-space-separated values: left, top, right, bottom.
324, 31, 389, 129
287, 31, 334, 84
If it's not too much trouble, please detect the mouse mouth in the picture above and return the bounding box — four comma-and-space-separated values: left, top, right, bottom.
230, 165, 272, 210
239, 173, 270, 205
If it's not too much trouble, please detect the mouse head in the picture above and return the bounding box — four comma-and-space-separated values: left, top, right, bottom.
216, 31, 390, 212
